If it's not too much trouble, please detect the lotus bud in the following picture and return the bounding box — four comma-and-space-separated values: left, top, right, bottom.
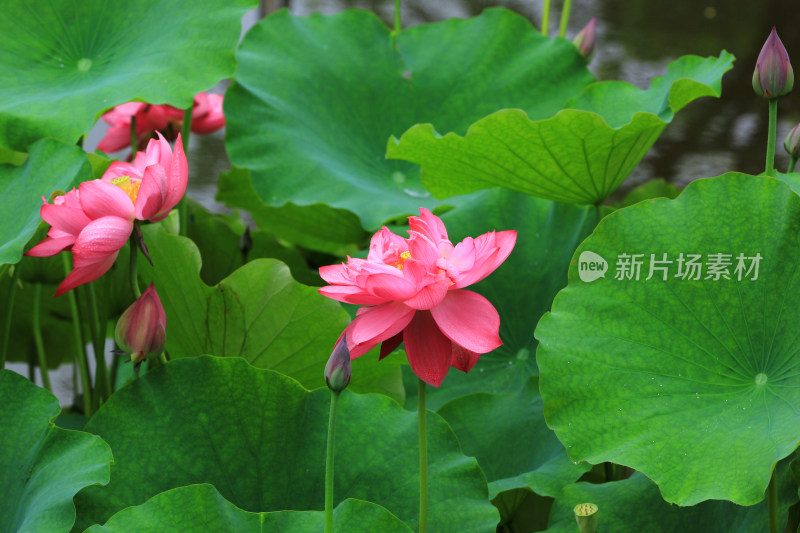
115, 283, 167, 369
785, 123, 800, 159
324, 334, 351, 392
753, 27, 794, 98
574, 503, 599, 533
573, 18, 597, 62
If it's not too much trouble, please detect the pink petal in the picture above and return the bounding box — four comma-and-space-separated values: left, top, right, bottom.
79, 180, 135, 221
55, 254, 118, 297
25, 236, 76, 257
160, 133, 188, 216
430, 289, 502, 354
135, 163, 168, 221
408, 232, 440, 270
408, 208, 449, 244
403, 310, 452, 387
192, 94, 226, 134
403, 278, 450, 310
71, 216, 133, 268
367, 227, 408, 265
97, 124, 132, 153
40, 204, 91, 237
317, 285, 387, 306
319, 263, 351, 284
347, 301, 415, 351
364, 272, 417, 301
102, 161, 143, 182
453, 230, 517, 288
451, 344, 481, 373
380, 332, 404, 360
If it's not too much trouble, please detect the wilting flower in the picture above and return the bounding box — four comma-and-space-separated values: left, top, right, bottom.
324, 333, 352, 392
318, 208, 516, 387
753, 27, 794, 98
97, 92, 225, 153
115, 283, 167, 368
573, 17, 597, 62
26, 133, 187, 295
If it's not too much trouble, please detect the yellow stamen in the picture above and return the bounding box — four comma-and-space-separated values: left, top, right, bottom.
392, 251, 412, 270
110, 176, 140, 205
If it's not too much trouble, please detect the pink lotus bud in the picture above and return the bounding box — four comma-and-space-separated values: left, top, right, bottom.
324, 334, 351, 392
115, 284, 167, 367
753, 27, 794, 98
573, 18, 597, 62
785, 123, 800, 158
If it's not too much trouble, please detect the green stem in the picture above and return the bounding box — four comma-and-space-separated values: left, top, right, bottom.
129, 239, 141, 299
32, 284, 52, 391
178, 104, 193, 237
158, 352, 167, 365
62, 254, 92, 417
130, 115, 138, 157
595, 202, 604, 225
541, 0, 551, 36
393, 0, 401, 34
418, 379, 428, 533
766, 98, 778, 177
1, 263, 22, 369
87, 283, 111, 401
559, 0, 573, 38
789, 156, 798, 173
768, 469, 779, 533
325, 390, 341, 533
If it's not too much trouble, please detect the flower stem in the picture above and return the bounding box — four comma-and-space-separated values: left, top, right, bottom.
768, 469, 779, 533
418, 379, 428, 533
393, 0, 401, 34
62, 254, 92, 417
324, 389, 341, 533
789, 156, 798, 173
130, 115, 138, 157
129, 239, 141, 299
31, 284, 51, 392
559, 0, 573, 38
541, 0, 551, 36
1, 262, 22, 370
87, 283, 111, 401
766, 98, 778, 177
178, 104, 193, 237
159, 352, 167, 365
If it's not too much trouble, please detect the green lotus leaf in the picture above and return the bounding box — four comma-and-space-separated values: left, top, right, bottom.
0, 0, 255, 151
544, 458, 797, 533
137, 223, 403, 402
0, 369, 112, 533
536, 173, 800, 505
74, 357, 498, 532
0, 139, 91, 266
387, 52, 734, 204
84, 484, 412, 533
223, 8, 594, 248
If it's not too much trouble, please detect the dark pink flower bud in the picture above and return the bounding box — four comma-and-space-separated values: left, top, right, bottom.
573, 18, 597, 62
785, 123, 800, 158
753, 27, 794, 98
115, 284, 167, 367
324, 334, 351, 392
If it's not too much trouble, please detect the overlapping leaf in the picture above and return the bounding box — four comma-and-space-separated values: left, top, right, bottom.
0, 0, 255, 151
74, 357, 498, 532
223, 8, 595, 248
536, 173, 800, 505
0, 370, 112, 533
387, 52, 734, 204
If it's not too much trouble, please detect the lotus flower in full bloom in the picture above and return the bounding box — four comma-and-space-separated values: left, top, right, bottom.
26, 133, 187, 296
97, 92, 225, 153
318, 209, 516, 387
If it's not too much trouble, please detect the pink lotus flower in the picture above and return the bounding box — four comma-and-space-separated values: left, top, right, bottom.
318, 208, 516, 387
753, 27, 794, 98
115, 283, 167, 367
97, 92, 225, 153
26, 134, 187, 295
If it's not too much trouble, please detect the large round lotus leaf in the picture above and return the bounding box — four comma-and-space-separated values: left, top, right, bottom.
387, 52, 733, 204
137, 224, 404, 402
437, 377, 590, 500
73, 357, 499, 532
536, 173, 800, 505
401, 189, 596, 410
544, 458, 797, 533
0, 369, 112, 533
85, 484, 412, 533
0, 0, 255, 151
223, 7, 594, 246
0, 139, 91, 266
